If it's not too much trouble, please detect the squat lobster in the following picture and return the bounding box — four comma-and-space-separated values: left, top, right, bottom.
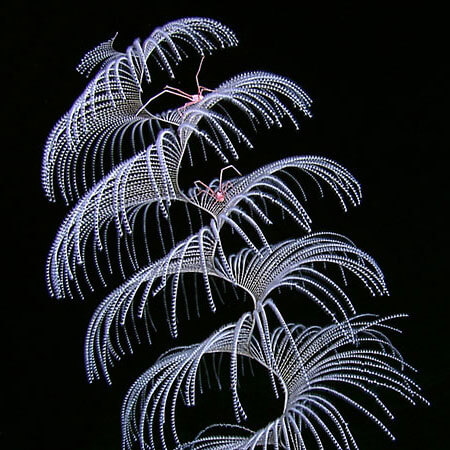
194, 165, 242, 203
137, 56, 213, 115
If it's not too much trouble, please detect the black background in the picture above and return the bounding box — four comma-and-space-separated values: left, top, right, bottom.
3, 1, 448, 449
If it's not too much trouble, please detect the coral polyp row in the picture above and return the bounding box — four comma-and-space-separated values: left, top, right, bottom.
42, 17, 427, 449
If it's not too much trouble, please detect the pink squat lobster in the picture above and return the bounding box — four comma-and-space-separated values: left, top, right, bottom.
195, 165, 242, 202
137, 56, 212, 115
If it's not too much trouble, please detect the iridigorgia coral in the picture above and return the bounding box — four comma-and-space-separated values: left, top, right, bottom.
42, 17, 427, 449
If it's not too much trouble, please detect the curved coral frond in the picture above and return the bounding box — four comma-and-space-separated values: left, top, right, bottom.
121, 313, 256, 450
84, 225, 226, 384
173, 71, 313, 159
122, 308, 427, 450
45, 129, 185, 299
228, 232, 388, 317
190, 155, 362, 228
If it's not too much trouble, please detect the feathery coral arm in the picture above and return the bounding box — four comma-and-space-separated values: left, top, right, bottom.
122, 309, 427, 450
84, 226, 223, 384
